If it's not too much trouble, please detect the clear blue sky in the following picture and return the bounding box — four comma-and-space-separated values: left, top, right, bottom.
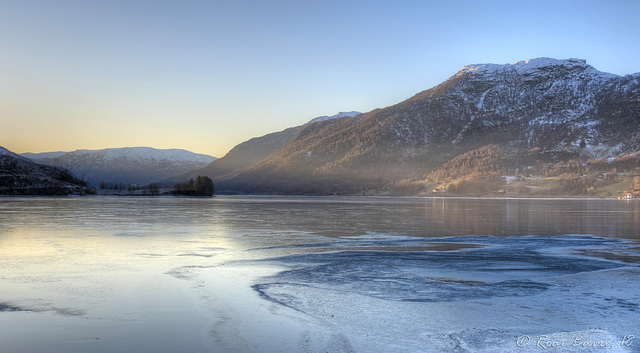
2, 0, 639, 157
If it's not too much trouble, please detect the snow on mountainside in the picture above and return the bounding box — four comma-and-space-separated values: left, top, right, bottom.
1, 146, 31, 161
219, 57, 640, 194
458, 58, 617, 78
23, 147, 216, 187
393, 57, 639, 151
309, 111, 361, 123
69, 147, 216, 163
20, 151, 67, 161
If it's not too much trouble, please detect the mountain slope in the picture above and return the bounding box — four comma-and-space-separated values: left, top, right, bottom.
309, 111, 362, 123
21, 151, 68, 161
23, 147, 216, 186
1, 146, 90, 195
166, 112, 361, 185
221, 58, 640, 194
165, 127, 300, 184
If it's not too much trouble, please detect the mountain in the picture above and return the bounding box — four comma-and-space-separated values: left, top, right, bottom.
21, 151, 68, 161
1, 146, 31, 162
23, 147, 216, 187
165, 112, 361, 186
1, 146, 90, 195
309, 111, 362, 123
217, 58, 640, 194
164, 127, 300, 185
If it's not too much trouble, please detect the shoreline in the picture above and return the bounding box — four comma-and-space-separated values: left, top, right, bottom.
0, 192, 635, 200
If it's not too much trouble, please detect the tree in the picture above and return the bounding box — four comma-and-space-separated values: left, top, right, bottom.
173, 176, 214, 196
149, 183, 160, 196
194, 176, 214, 196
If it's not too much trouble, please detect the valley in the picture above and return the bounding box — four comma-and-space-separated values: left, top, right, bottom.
5, 58, 639, 197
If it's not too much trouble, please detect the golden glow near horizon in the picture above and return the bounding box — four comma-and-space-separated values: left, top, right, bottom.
1, 98, 289, 157
2, 1, 639, 157
0, 88, 296, 157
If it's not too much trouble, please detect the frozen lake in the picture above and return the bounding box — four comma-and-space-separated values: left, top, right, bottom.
1, 196, 639, 352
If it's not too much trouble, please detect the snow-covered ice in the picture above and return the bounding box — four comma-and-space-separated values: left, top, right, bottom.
1, 197, 639, 353
248, 235, 640, 352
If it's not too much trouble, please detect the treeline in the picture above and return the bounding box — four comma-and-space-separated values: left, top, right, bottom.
97, 176, 215, 196
447, 173, 505, 194
587, 151, 640, 174
99, 181, 161, 195
173, 176, 215, 196
422, 144, 508, 194
427, 144, 505, 186
100, 181, 133, 191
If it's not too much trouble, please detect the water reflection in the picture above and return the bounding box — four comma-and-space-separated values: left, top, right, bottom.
200, 196, 640, 239
425, 198, 640, 238
2, 196, 637, 240
0, 196, 639, 353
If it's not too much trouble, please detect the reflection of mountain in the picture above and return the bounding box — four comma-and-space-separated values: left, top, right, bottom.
23, 147, 216, 187
0, 146, 90, 195
424, 197, 613, 237
192, 58, 639, 195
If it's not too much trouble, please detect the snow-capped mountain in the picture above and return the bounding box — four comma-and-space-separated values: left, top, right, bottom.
349, 57, 638, 154
309, 111, 361, 123
20, 151, 68, 161
419, 57, 638, 153
23, 147, 216, 186
218, 58, 639, 194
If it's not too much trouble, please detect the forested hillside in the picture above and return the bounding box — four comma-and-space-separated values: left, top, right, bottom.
210, 58, 639, 196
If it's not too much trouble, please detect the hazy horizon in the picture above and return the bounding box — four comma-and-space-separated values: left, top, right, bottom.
2, 0, 639, 157
16, 145, 221, 157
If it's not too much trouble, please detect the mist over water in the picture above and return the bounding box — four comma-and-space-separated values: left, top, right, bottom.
1, 196, 639, 352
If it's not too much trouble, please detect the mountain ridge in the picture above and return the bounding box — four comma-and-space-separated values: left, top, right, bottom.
23, 147, 216, 187
9, 58, 639, 196
215, 57, 639, 195
164, 112, 361, 186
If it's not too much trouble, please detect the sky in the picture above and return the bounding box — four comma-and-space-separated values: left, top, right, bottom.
2, 0, 639, 157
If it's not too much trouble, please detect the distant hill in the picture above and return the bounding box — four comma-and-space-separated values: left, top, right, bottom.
309, 111, 362, 123
166, 112, 361, 186
164, 127, 300, 185
20, 151, 68, 160
215, 58, 639, 195
23, 147, 216, 187
1, 146, 90, 195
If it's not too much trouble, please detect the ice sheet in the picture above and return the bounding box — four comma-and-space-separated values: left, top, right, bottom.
246, 235, 640, 352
